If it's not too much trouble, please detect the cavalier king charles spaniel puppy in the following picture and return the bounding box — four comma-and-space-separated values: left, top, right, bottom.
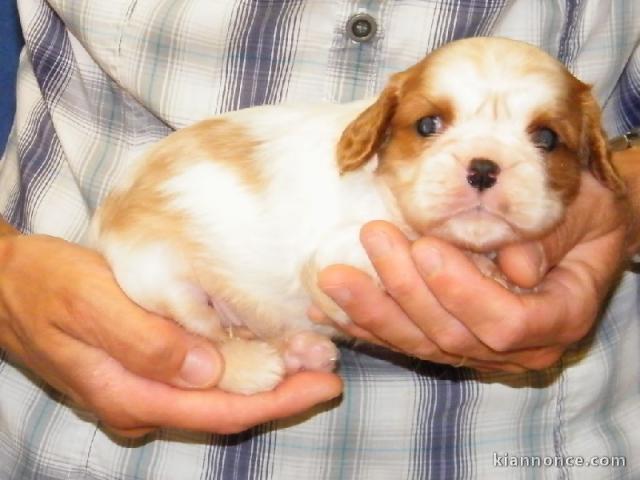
91, 37, 623, 394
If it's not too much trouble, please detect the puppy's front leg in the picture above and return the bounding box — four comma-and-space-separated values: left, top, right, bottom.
302, 225, 380, 326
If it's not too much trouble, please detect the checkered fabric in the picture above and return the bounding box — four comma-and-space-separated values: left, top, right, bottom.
1, 1, 639, 479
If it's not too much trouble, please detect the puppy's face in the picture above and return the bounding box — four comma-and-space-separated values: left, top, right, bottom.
338, 37, 623, 251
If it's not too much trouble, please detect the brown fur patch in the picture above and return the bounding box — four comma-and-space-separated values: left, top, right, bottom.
544, 145, 582, 204
528, 77, 625, 202
98, 118, 263, 245
578, 92, 626, 195
336, 83, 400, 173
527, 92, 585, 204
97, 118, 266, 343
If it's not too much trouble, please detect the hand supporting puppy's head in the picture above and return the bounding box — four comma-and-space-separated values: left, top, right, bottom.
338, 37, 624, 252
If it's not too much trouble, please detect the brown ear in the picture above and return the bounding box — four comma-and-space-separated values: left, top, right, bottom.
336, 82, 400, 174
581, 91, 626, 195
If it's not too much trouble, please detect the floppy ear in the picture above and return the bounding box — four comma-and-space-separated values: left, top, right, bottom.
581, 91, 626, 195
336, 81, 401, 174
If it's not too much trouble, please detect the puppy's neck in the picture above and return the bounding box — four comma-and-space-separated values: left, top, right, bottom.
356, 158, 418, 240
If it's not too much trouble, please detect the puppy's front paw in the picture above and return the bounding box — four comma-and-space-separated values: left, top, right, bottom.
217, 338, 285, 395
281, 331, 340, 373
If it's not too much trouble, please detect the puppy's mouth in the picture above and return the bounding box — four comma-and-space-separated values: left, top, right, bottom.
430, 201, 516, 229
421, 203, 523, 252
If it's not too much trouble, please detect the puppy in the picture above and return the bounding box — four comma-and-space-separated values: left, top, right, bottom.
90, 37, 623, 394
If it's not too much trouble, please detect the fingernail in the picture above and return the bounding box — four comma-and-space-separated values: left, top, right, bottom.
322, 286, 352, 306
180, 346, 220, 387
413, 245, 443, 278
362, 230, 392, 258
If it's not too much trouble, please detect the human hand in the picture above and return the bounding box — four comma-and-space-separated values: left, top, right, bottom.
313, 172, 629, 372
0, 235, 342, 437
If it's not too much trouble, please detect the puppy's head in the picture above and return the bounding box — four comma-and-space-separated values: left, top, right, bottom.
338, 37, 624, 251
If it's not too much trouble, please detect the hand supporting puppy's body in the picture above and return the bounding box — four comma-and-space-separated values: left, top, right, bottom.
91, 37, 623, 394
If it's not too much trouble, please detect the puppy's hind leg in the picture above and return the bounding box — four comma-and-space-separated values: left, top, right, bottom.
126, 272, 286, 394
103, 241, 224, 338
106, 241, 286, 394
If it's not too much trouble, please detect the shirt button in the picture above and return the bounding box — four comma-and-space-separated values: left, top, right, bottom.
346, 13, 377, 43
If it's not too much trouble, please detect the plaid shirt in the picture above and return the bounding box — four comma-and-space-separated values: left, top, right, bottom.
1, 1, 639, 478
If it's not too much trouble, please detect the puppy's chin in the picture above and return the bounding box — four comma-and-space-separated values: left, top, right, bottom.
427, 210, 522, 252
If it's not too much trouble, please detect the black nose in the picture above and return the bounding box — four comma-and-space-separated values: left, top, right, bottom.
467, 158, 500, 191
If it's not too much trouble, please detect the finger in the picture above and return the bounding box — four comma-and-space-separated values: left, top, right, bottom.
318, 264, 460, 364
498, 174, 623, 287
497, 241, 547, 288
521, 232, 623, 346
45, 329, 344, 434
361, 222, 529, 365
412, 237, 538, 351
113, 370, 344, 434
497, 220, 578, 288
310, 303, 528, 372
308, 304, 389, 347
360, 222, 501, 360
413, 234, 616, 351
503, 345, 566, 371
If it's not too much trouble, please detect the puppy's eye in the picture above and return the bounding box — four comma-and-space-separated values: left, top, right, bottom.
416, 116, 443, 137
532, 127, 558, 151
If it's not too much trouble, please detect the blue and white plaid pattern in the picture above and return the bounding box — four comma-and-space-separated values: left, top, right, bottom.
1, 1, 639, 478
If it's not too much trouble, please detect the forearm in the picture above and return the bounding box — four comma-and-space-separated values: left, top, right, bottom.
612, 147, 640, 253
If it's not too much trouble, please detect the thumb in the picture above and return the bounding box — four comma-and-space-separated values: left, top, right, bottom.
97, 309, 225, 389
65, 283, 225, 389
498, 218, 584, 289
497, 238, 555, 289
497, 174, 618, 288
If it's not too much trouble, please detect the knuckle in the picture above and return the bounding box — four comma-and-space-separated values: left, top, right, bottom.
443, 279, 469, 301
94, 405, 139, 431
559, 313, 596, 345
81, 382, 143, 431
399, 336, 435, 359
352, 306, 386, 330
383, 277, 418, 300
434, 329, 468, 356
412, 342, 445, 362
138, 332, 182, 368
484, 321, 527, 353
61, 292, 95, 324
